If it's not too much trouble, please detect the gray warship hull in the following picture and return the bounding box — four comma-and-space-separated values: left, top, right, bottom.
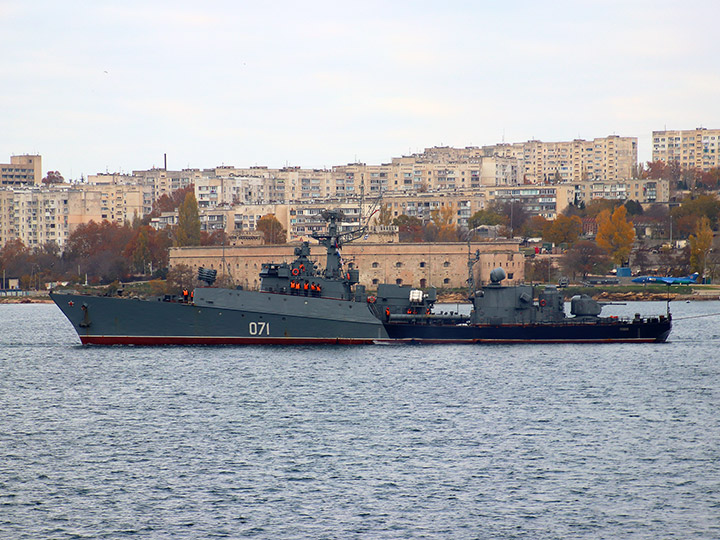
50, 289, 671, 346
50, 289, 389, 345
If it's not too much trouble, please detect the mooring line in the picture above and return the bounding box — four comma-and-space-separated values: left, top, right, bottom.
674, 312, 720, 321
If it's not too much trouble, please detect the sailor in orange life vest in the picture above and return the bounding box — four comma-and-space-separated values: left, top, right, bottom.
385, 307, 391, 320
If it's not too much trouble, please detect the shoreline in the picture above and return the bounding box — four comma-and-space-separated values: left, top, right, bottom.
3, 290, 718, 305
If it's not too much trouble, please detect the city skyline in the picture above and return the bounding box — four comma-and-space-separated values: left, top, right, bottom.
2, 1, 719, 178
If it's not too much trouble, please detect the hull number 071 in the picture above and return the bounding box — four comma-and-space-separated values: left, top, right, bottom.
249, 321, 270, 335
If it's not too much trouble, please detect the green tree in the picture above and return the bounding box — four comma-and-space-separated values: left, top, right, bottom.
624, 199, 644, 215
468, 207, 506, 229
175, 191, 201, 247
595, 206, 635, 266
688, 216, 713, 276
131, 227, 151, 273
256, 214, 286, 244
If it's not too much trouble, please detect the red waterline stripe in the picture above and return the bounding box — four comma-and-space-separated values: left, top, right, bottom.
78, 335, 663, 346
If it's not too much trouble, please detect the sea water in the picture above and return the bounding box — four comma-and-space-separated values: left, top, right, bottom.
1, 301, 719, 539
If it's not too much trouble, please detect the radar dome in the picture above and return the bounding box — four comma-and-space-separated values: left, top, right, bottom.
489, 267, 506, 283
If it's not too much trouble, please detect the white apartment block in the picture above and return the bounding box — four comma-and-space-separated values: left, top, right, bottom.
2, 187, 71, 249
652, 127, 720, 171
483, 136, 637, 183
1, 155, 42, 186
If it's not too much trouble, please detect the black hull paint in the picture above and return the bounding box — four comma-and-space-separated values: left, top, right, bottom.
382, 319, 672, 344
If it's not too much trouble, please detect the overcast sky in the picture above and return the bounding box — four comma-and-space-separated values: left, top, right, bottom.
2, 0, 719, 179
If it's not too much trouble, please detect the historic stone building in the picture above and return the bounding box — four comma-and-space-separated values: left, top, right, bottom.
169, 240, 524, 291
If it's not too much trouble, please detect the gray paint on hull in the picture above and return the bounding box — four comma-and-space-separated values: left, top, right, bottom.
50, 290, 389, 342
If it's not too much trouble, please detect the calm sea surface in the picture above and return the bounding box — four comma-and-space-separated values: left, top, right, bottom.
1, 300, 719, 539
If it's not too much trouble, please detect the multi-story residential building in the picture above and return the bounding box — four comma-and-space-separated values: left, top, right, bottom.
652, 127, 720, 171
483, 136, 637, 183
572, 179, 669, 206
1, 155, 42, 186
6, 187, 72, 249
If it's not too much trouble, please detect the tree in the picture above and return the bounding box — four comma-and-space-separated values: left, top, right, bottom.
430, 204, 460, 242
584, 198, 622, 218
523, 215, 548, 238
671, 194, 720, 232
375, 204, 393, 226
624, 199, 644, 216
64, 220, 134, 283
525, 258, 553, 283
123, 226, 152, 274
256, 214, 286, 244
166, 264, 196, 294
42, 171, 64, 184
688, 216, 713, 276
175, 191, 201, 246
595, 206, 635, 266
393, 215, 423, 243
468, 207, 506, 229
562, 240, 612, 279
542, 214, 583, 246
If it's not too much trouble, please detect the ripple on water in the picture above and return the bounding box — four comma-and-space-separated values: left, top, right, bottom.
0, 302, 719, 539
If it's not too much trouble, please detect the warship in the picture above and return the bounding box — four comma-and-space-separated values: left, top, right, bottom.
50, 210, 672, 345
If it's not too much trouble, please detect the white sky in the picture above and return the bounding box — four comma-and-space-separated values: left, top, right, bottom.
2, 0, 719, 179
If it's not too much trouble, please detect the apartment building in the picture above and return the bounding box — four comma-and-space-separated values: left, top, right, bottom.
572, 179, 670, 206
4, 187, 72, 249
652, 127, 720, 171
483, 136, 637, 183
1, 155, 42, 186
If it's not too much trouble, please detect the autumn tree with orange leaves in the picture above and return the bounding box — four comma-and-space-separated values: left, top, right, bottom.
595, 205, 635, 266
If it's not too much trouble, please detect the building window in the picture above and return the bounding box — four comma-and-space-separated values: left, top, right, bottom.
372, 278, 379, 285
443, 278, 450, 285
395, 262, 403, 268
396, 278, 403, 285
420, 278, 427, 288
443, 261, 450, 267
419, 261, 426, 268
372, 262, 379, 268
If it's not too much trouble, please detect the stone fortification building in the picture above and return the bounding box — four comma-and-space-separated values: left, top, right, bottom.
169, 240, 524, 291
